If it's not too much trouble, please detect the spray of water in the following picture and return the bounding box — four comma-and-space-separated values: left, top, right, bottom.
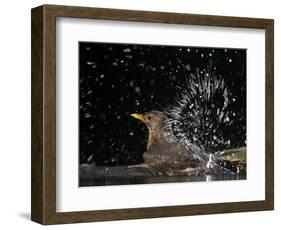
164, 68, 239, 175
165, 71, 232, 151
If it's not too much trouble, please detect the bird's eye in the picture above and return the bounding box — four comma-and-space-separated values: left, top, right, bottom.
147, 116, 151, 120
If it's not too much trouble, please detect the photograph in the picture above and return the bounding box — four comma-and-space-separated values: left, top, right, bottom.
79, 42, 247, 186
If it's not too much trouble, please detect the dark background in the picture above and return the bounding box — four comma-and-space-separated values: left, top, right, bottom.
79, 42, 246, 166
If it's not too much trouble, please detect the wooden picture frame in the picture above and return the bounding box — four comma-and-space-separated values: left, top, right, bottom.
31, 4, 274, 225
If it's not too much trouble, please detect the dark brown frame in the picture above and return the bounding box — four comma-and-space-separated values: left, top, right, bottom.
31, 4, 274, 225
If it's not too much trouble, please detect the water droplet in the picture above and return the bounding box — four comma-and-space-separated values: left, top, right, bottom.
123, 48, 131, 53
135, 87, 141, 93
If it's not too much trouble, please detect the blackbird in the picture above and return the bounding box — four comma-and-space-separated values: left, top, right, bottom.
130, 111, 209, 176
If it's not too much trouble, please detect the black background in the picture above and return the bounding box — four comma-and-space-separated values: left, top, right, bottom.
79, 42, 246, 166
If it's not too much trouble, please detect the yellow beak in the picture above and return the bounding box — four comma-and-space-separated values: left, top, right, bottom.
130, 113, 144, 122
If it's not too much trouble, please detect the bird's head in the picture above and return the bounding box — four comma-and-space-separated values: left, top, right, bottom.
130, 111, 166, 131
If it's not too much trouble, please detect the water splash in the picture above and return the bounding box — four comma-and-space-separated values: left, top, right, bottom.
163, 66, 245, 175
165, 71, 232, 154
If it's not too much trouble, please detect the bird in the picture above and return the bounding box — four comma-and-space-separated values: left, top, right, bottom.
130, 111, 210, 176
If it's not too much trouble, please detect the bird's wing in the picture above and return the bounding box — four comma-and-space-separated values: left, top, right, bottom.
155, 139, 202, 169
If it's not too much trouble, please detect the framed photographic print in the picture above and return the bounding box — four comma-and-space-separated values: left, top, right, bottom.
31, 4, 274, 224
